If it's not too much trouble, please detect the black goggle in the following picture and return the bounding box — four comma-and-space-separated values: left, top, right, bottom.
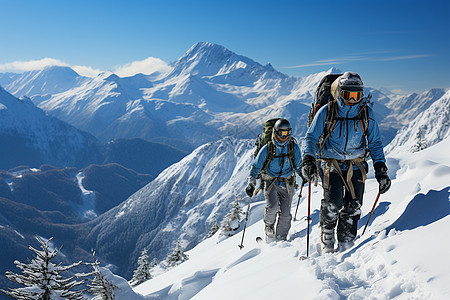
340, 90, 363, 102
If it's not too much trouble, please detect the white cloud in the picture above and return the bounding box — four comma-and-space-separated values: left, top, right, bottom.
113, 57, 172, 77
284, 53, 432, 69
283, 60, 345, 68
0, 56, 172, 78
284, 56, 366, 69
0, 58, 69, 72
72, 65, 102, 77
378, 54, 433, 61
0, 58, 102, 77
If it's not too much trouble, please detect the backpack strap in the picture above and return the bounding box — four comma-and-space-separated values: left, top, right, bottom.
357, 101, 370, 158
318, 100, 338, 153
260, 141, 275, 174
287, 138, 296, 171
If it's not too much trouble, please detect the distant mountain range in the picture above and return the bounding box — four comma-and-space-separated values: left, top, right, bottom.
0, 86, 187, 172
4, 42, 441, 152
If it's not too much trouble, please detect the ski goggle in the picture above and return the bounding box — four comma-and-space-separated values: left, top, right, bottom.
340, 90, 363, 102
275, 129, 291, 142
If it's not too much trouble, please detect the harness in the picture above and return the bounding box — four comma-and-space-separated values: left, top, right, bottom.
322, 158, 367, 199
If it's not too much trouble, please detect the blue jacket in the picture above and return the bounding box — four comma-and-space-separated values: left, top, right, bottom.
302, 100, 385, 168
249, 137, 302, 186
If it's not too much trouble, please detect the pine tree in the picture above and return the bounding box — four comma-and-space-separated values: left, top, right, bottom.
220, 195, 243, 237
207, 218, 220, 238
412, 125, 428, 152
165, 241, 188, 268
0, 235, 85, 300
85, 258, 117, 300
130, 249, 152, 287
149, 258, 159, 268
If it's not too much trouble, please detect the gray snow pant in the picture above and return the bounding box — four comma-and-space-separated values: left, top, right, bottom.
263, 180, 295, 240
320, 168, 365, 243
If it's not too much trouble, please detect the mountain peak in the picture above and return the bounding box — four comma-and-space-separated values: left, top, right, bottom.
177, 42, 234, 69
41, 65, 80, 77
327, 67, 342, 74
170, 42, 284, 80
186, 42, 230, 57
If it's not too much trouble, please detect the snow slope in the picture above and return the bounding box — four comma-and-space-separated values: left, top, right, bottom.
85, 137, 255, 278
134, 137, 450, 299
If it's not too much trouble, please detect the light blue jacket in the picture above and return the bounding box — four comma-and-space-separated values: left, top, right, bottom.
302, 100, 385, 168
249, 137, 302, 186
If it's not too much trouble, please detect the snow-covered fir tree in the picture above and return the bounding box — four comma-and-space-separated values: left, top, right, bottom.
207, 218, 220, 238
130, 249, 152, 287
412, 125, 428, 152
165, 240, 188, 268
219, 195, 243, 237
0, 235, 85, 300
84, 258, 117, 300
150, 258, 159, 268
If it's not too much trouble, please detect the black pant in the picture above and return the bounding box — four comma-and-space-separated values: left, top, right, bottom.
320, 168, 365, 243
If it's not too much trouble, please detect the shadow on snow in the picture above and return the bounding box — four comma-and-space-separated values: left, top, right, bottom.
385, 187, 450, 232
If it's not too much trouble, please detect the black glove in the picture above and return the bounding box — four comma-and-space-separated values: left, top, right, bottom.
245, 182, 255, 197
302, 155, 317, 182
374, 162, 391, 194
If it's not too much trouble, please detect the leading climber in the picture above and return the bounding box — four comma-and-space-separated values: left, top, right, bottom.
301, 71, 391, 253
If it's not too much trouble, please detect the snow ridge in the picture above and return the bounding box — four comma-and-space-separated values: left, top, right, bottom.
88, 137, 255, 278
385, 89, 450, 155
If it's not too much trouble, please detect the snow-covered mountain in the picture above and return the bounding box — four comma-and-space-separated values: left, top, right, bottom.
0, 42, 398, 151
0, 86, 98, 169
131, 136, 450, 299
385, 89, 450, 155
0, 66, 88, 99
85, 137, 255, 279
380, 88, 447, 131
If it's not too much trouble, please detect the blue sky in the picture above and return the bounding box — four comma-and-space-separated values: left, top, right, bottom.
0, 0, 449, 93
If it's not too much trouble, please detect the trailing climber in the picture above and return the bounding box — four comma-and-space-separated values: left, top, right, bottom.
245, 118, 303, 242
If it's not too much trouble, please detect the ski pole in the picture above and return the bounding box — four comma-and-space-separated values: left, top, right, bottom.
306, 181, 312, 257
361, 191, 381, 235
299, 181, 312, 260
293, 181, 305, 221
238, 195, 252, 249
